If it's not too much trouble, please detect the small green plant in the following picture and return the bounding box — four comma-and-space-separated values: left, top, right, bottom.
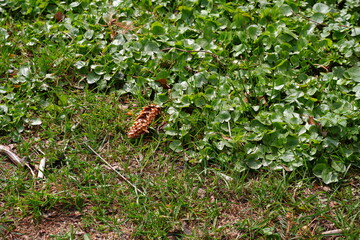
2, 0, 358, 183
0, 1, 359, 238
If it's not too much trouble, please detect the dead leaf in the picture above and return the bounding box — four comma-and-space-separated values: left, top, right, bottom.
308, 116, 327, 136
155, 78, 171, 89
282, 165, 291, 172
156, 121, 167, 133
118, 105, 129, 110
259, 96, 267, 105
308, 116, 316, 125
320, 129, 327, 137
54, 11, 65, 22
167, 230, 183, 240
222, 135, 232, 140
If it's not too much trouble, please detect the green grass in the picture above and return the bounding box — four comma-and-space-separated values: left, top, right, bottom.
1, 0, 359, 239
1, 91, 359, 239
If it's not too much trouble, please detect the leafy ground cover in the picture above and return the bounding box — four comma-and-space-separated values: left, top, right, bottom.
0, 0, 359, 239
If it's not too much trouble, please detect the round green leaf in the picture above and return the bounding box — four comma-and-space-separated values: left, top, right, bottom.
0, 104, 8, 113
84, 29, 94, 40
151, 21, 165, 35
313, 3, 330, 14
169, 140, 183, 152
279, 4, 292, 16
74, 61, 87, 69
69, 2, 80, 8
313, 163, 327, 178
156, 93, 168, 103
18, 65, 31, 78
205, 87, 216, 100
345, 67, 360, 82
0, 27, 9, 40
247, 24, 260, 39
112, 34, 126, 46
311, 13, 324, 23
321, 168, 338, 184
217, 111, 231, 123
92, 65, 106, 75
351, 27, 360, 36
331, 160, 346, 173
87, 72, 101, 84
246, 158, 262, 169
29, 118, 42, 126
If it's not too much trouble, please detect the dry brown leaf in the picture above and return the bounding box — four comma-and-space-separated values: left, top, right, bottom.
281, 165, 291, 172
259, 96, 267, 105
155, 78, 171, 89
307, 116, 317, 125
308, 116, 327, 136
54, 11, 65, 22
222, 135, 232, 140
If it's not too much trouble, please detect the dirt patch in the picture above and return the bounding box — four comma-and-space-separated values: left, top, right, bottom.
1, 210, 133, 240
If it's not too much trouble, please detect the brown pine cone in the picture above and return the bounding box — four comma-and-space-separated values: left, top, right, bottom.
127, 104, 161, 138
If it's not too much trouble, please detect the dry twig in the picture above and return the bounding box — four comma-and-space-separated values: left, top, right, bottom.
322, 228, 348, 236
37, 157, 46, 179
0, 145, 36, 177
83, 142, 145, 195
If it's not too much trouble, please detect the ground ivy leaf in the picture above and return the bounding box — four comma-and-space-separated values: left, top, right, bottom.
92, 65, 106, 75
194, 95, 206, 107
151, 21, 165, 35
18, 65, 31, 78
331, 160, 346, 173
313, 163, 328, 178
311, 13, 324, 23
322, 169, 338, 184
279, 4, 292, 16
0, 27, 9, 40
0, 104, 8, 113
156, 93, 168, 103
353, 84, 360, 99
69, 1, 80, 8
143, 40, 159, 54
74, 61, 87, 69
345, 67, 360, 82
84, 29, 94, 40
351, 27, 360, 36
112, 34, 126, 46
246, 158, 262, 169
112, 0, 122, 7
217, 111, 231, 123
247, 24, 260, 39
29, 118, 42, 125
281, 151, 295, 162
169, 140, 183, 152
313, 3, 330, 14
87, 72, 101, 84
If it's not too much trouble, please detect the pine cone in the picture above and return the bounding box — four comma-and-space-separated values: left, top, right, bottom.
127, 104, 161, 138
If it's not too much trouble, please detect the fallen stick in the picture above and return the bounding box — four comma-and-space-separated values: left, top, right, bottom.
0, 145, 26, 167
83, 142, 145, 195
0, 145, 36, 177
37, 157, 46, 179
321, 228, 347, 235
